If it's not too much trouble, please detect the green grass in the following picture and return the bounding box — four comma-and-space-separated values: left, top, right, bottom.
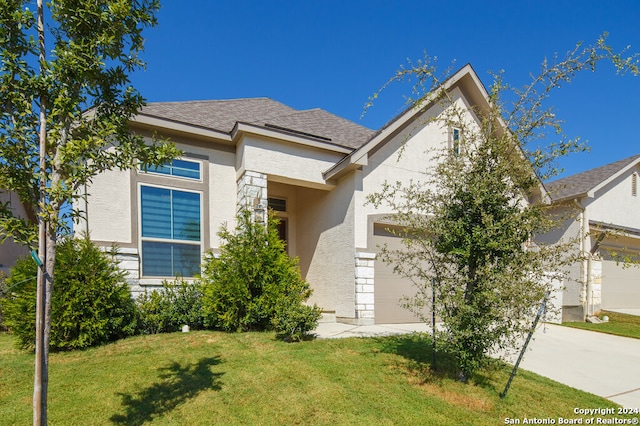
564, 310, 640, 339
0, 331, 627, 425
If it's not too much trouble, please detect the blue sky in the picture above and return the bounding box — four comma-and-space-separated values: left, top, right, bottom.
130, 0, 640, 180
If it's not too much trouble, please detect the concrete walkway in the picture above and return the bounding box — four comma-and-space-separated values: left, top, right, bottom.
512, 323, 640, 407
313, 321, 640, 407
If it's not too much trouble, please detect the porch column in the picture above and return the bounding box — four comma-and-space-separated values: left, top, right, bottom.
237, 170, 268, 223
355, 251, 376, 325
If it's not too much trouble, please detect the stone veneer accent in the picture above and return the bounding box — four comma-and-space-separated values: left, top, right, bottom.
237, 170, 268, 223
355, 251, 376, 325
582, 256, 603, 315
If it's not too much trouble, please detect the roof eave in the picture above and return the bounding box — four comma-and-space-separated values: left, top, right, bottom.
131, 113, 232, 142
322, 154, 368, 182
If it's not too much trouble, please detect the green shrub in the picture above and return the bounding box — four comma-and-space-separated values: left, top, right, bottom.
201, 211, 321, 339
1, 237, 137, 351
272, 302, 322, 342
136, 279, 205, 334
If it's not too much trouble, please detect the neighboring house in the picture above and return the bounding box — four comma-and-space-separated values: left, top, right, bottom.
542, 155, 640, 321
78, 64, 522, 325
0, 190, 32, 275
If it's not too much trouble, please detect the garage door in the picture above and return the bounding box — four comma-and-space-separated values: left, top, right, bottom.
372, 223, 429, 324
601, 254, 640, 309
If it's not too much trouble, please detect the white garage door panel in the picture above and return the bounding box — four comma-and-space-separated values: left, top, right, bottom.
601, 258, 640, 309
373, 224, 428, 324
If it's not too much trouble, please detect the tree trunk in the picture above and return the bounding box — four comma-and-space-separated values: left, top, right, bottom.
33, 222, 46, 425
34, 1, 47, 424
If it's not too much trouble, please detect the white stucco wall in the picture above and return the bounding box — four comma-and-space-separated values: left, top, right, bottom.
587, 168, 640, 229
356, 88, 479, 249
82, 168, 132, 243
0, 191, 30, 273
205, 148, 237, 249
537, 206, 585, 308
238, 135, 345, 189
81, 137, 239, 248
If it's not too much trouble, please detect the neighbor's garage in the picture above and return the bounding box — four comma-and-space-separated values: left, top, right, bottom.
372, 223, 428, 324
601, 249, 640, 310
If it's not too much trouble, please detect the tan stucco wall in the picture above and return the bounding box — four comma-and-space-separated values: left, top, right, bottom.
296, 175, 356, 318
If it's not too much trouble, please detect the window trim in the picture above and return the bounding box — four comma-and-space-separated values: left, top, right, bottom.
138, 183, 203, 278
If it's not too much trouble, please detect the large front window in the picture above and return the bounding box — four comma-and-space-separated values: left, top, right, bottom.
140, 185, 201, 277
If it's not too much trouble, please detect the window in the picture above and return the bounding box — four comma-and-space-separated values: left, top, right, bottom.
148, 158, 201, 180
451, 128, 462, 155
140, 185, 201, 277
268, 197, 287, 212
268, 198, 288, 250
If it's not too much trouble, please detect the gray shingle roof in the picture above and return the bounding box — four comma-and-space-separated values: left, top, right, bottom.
546, 154, 640, 201
139, 98, 375, 150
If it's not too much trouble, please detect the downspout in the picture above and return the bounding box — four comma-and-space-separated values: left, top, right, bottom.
588, 229, 606, 318
572, 199, 589, 320
586, 251, 592, 317
84, 182, 89, 235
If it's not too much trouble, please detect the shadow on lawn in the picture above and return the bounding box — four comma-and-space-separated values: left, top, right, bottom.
110, 356, 223, 425
378, 334, 503, 390
378, 334, 456, 379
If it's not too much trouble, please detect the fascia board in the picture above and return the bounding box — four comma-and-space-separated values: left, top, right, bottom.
321, 153, 367, 182
131, 113, 232, 142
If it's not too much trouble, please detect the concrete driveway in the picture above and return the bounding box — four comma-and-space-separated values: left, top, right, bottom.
314, 321, 640, 406
513, 323, 640, 407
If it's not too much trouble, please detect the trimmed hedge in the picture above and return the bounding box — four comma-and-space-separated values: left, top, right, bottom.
136, 279, 205, 334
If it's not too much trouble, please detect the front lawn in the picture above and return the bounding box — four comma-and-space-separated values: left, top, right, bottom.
564, 310, 640, 339
0, 331, 626, 425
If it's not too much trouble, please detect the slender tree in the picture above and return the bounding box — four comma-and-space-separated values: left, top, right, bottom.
367, 35, 639, 382
0, 1, 179, 423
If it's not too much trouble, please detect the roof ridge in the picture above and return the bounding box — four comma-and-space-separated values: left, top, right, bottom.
137, 97, 375, 149
145, 97, 274, 105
